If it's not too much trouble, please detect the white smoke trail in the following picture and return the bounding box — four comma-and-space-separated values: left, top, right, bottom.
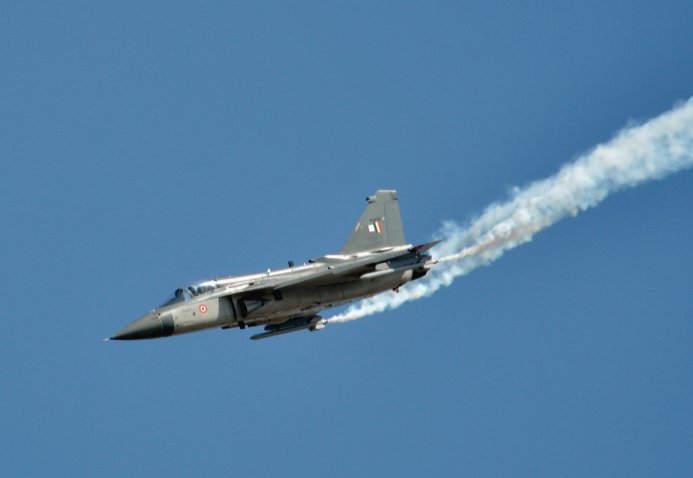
327, 98, 693, 324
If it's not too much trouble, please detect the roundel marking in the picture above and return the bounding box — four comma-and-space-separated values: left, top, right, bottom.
199, 304, 208, 314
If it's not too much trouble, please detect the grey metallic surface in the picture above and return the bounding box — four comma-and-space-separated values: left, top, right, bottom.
340, 190, 405, 254
111, 314, 164, 340
109, 190, 436, 341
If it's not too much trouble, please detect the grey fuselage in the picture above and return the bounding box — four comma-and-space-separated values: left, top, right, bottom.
110, 189, 437, 341
111, 245, 431, 340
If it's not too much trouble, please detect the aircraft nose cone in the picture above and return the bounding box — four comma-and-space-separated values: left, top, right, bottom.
110, 315, 163, 340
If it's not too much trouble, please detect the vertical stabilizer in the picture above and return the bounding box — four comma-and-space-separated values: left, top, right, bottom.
340, 190, 406, 254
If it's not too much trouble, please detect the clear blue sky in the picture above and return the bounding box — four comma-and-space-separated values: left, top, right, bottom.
2, 2, 692, 477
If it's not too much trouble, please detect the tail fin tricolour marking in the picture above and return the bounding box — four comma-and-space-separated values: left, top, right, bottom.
340, 190, 406, 254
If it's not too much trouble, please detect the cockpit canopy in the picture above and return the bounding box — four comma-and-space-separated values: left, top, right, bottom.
159, 280, 217, 308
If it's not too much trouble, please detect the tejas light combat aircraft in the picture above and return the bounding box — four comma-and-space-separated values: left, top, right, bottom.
109, 190, 438, 341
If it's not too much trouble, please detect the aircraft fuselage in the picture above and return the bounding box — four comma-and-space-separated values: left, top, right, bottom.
109, 190, 437, 341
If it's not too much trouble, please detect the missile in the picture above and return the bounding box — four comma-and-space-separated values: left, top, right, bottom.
250, 317, 326, 340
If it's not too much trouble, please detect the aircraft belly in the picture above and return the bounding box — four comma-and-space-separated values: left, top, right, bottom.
242, 270, 412, 322
237, 284, 342, 322
273, 284, 345, 314
342, 270, 412, 301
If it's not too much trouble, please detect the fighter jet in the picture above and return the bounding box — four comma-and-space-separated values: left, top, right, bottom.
109, 190, 438, 341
